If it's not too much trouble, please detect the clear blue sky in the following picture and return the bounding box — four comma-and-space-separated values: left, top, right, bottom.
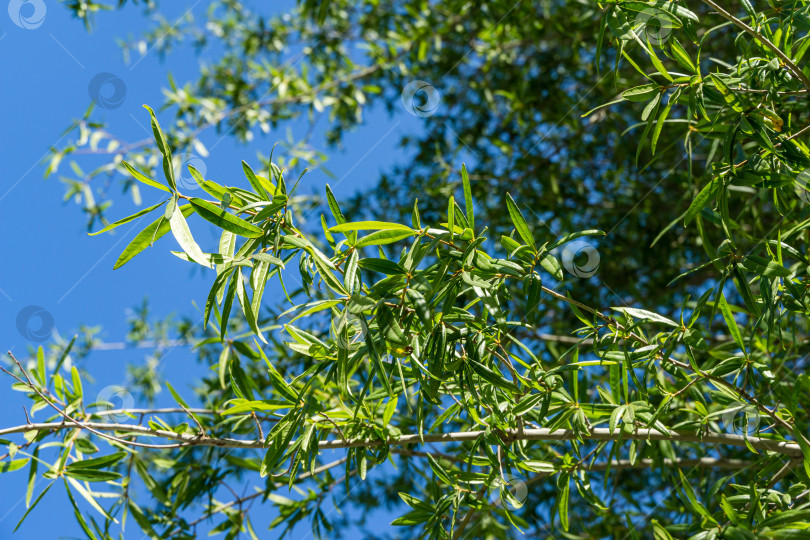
0, 1, 428, 536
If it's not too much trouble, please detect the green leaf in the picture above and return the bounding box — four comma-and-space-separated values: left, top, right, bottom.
677, 469, 717, 524
461, 164, 474, 232
169, 202, 211, 268
557, 474, 570, 530
684, 177, 722, 226
66, 452, 126, 470
355, 229, 415, 248
357, 258, 407, 276
651, 99, 673, 156
250, 260, 271, 325
539, 253, 564, 281
242, 160, 270, 200
670, 38, 696, 74
505, 192, 535, 249
252, 252, 284, 266
63, 478, 99, 539
447, 195, 455, 241
205, 266, 236, 328
127, 500, 159, 538
220, 270, 239, 338
0, 459, 29, 473
257, 345, 299, 403
383, 395, 398, 425
469, 359, 520, 393
612, 307, 678, 326
122, 161, 172, 193
606, 6, 635, 41
71, 366, 83, 400
651, 519, 674, 540
15, 481, 54, 532
310, 253, 348, 296
89, 200, 167, 236
622, 83, 659, 102
114, 204, 195, 269
708, 74, 744, 113
143, 105, 176, 192
63, 469, 122, 482
359, 317, 393, 396
718, 293, 745, 352
344, 250, 359, 292
740, 255, 791, 278
329, 221, 414, 233
25, 448, 38, 508
547, 230, 606, 250
188, 197, 264, 238
518, 460, 556, 473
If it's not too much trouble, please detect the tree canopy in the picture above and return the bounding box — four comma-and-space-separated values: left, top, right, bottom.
6, 0, 810, 538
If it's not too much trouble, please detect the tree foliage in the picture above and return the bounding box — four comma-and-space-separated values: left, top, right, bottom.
7, 0, 810, 538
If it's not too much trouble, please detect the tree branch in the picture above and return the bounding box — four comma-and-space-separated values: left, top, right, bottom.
700, 0, 810, 91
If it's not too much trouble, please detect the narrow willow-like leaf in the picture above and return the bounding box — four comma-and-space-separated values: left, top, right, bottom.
355, 229, 415, 248
143, 105, 176, 192
252, 252, 285, 267
0, 459, 29, 473
310, 253, 348, 295
15, 481, 54, 532
89, 200, 167, 236
539, 253, 564, 281
66, 452, 126, 470
250, 259, 270, 319
345, 249, 359, 293
220, 270, 239, 338
622, 83, 658, 102
188, 197, 264, 238
357, 258, 406, 275
242, 160, 270, 200
237, 272, 266, 343
670, 38, 695, 73
169, 203, 211, 268
329, 221, 414, 233
651, 100, 673, 156
114, 204, 195, 269
205, 266, 236, 328
461, 164, 474, 233
718, 292, 745, 353
613, 307, 678, 326
122, 161, 172, 194
684, 177, 722, 226
506, 192, 535, 249
547, 230, 605, 250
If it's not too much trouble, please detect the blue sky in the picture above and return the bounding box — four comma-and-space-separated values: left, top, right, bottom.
0, 1, 429, 536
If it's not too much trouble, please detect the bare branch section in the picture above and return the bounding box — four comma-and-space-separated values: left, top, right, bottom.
0, 420, 802, 457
